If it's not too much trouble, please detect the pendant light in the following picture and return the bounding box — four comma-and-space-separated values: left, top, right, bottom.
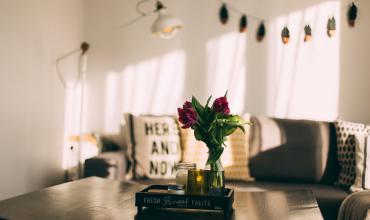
151, 1, 183, 39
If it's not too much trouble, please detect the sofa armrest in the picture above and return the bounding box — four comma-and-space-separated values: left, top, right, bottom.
84, 151, 126, 181
337, 190, 370, 220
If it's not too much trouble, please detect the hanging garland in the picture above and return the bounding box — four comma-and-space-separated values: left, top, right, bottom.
256, 22, 266, 42
304, 25, 312, 42
281, 26, 290, 44
239, 14, 248, 33
219, 3, 229, 25
327, 17, 336, 38
347, 2, 358, 27
217, 0, 361, 44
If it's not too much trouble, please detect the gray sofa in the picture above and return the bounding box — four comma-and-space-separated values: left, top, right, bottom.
85, 115, 350, 220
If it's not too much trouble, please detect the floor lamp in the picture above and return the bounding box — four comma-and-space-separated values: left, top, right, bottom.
56, 0, 183, 180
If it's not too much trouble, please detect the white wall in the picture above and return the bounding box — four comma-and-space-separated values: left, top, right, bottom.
266, 1, 341, 121
261, 0, 370, 123
84, 0, 270, 134
268, 0, 370, 123
338, 0, 370, 123
84, 0, 370, 135
0, 0, 85, 200
82, 0, 370, 136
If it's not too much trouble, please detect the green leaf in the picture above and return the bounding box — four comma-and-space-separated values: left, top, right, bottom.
206, 147, 224, 164
229, 115, 240, 122
205, 111, 215, 127
193, 126, 206, 142
194, 131, 203, 141
192, 96, 205, 119
210, 132, 220, 146
237, 125, 246, 133
217, 126, 223, 143
223, 115, 252, 134
223, 126, 237, 136
205, 95, 212, 108
208, 120, 224, 146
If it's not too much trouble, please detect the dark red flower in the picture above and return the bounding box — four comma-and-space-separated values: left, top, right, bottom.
178, 101, 198, 128
212, 97, 230, 115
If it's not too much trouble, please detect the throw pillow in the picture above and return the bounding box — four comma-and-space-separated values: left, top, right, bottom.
334, 120, 367, 187
180, 114, 253, 182
351, 134, 370, 192
124, 114, 181, 179
249, 116, 335, 182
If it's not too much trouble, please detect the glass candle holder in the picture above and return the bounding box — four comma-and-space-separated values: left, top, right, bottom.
168, 183, 185, 195
186, 169, 208, 195
176, 162, 196, 192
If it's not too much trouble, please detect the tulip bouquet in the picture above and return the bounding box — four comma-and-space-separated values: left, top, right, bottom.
177, 93, 249, 172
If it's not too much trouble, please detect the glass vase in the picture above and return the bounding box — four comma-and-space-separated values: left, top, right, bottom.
204, 158, 225, 196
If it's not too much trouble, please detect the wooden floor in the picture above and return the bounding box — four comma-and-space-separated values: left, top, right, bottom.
0, 177, 323, 220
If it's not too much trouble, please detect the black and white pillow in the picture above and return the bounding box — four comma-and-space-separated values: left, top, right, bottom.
334, 120, 367, 187
124, 114, 181, 179
351, 134, 370, 192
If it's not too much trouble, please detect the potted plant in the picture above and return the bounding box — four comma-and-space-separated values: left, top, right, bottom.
178, 92, 250, 195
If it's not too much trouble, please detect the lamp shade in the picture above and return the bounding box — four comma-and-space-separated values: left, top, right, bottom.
151, 9, 183, 39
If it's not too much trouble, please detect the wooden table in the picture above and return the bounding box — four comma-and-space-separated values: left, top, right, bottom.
0, 177, 323, 220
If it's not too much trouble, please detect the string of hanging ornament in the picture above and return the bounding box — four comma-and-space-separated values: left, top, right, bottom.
217, 0, 361, 44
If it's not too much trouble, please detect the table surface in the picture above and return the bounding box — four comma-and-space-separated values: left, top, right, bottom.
0, 177, 323, 220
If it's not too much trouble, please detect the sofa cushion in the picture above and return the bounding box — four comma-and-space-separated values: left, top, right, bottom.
248, 116, 339, 183
351, 134, 370, 192
124, 114, 181, 179
334, 120, 368, 187
84, 151, 126, 181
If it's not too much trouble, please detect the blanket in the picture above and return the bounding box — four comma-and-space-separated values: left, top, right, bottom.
337, 190, 370, 220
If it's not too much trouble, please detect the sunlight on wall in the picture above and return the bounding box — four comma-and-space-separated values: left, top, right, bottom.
60, 54, 100, 172
62, 85, 80, 170
267, 1, 340, 121
62, 82, 97, 170
206, 31, 247, 113
103, 50, 186, 133
104, 72, 120, 133
205, 31, 247, 169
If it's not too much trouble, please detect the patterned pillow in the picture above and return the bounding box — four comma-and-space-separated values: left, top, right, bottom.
124, 114, 181, 179
180, 114, 253, 182
351, 134, 370, 192
334, 120, 367, 187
